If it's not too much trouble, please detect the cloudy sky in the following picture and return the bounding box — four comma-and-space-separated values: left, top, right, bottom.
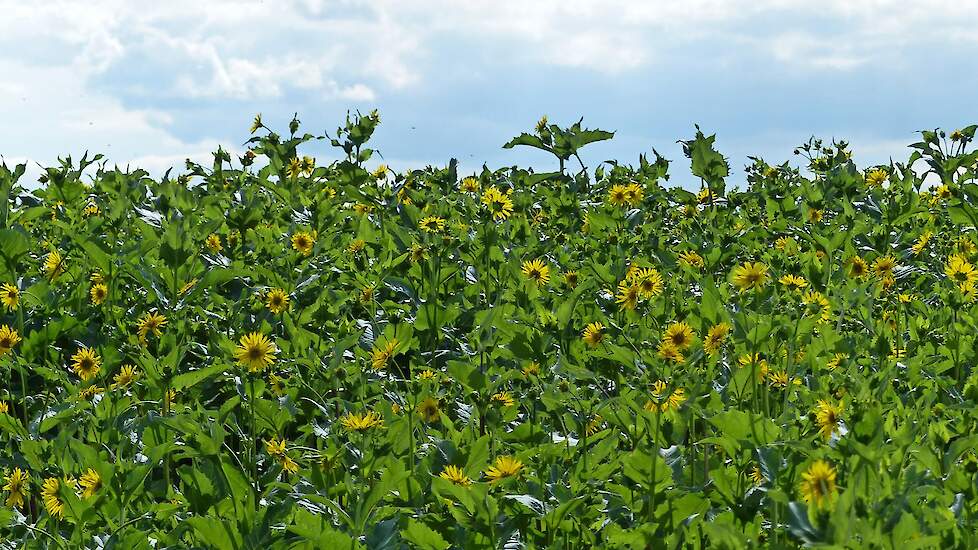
2, 0, 977, 186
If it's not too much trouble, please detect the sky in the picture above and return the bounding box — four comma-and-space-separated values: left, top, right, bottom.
2, 0, 978, 187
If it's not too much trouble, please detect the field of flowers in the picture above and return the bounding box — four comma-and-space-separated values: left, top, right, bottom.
1, 111, 978, 548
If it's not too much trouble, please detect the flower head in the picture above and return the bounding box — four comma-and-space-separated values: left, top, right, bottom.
79, 468, 101, 499
521, 259, 550, 286
234, 332, 277, 373
265, 288, 290, 315
799, 460, 838, 510
291, 231, 316, 256
485, 456, 523, 482
732, 262, 768, 291
582, 322, 605, 348
340, 411, 385, 432
71, 347, 102, 381
439, 465, 472, 486
0, 283, 19, 311
3, 468, 30, 509
0, 325, 21, 357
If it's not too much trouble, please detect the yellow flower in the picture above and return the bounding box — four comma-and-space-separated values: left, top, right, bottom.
44, 250, 65, 280
286, 157, 303, 179
179, 279, 198, 295
347, 239, 366, 254
522, 361, 541, 377
249, 113, 263, 134
521, 259, 550, 286
371, 339, 399, 371
111, 365, 139, 390
911, 231, 931, 255
607, 185, 629, 206
582, 322, 605, 348
78, 468, 101, 499
865, 168, 887, 188
0, 325, 21, 357
644, 380, 686, 412
703, 323, 730, 356
634, 267, 663, 298
799, 460, 838, 510
461, 177, 480, 193
90, 283, 108, 305
826, 353, 846, 371
265, 288, 290, 315
657, 342, 685, 364
749, 465, 765, 486
0, 401, 7, 414
234, 332, 277, 372
79, 385, 105, 400
439, 465, 472, 487
775, 236, 797, 254
732, 261, 768, 291
340, 411, 384, 432
563, 271, 579, 289
485, 456, 523, 482
848, 256, 869, 279
3, 467, 29, 509
871, 255, 897, 283
71, 347, 102, 381
300, 156, 315, 176
42, 477, 65, 519
738, 354, 769, 380
779, 274, 808, 291
624, 183, 644, 205
677, 250, 704, 269
291, 231, 316, 256
663, 322, 695, 350
420, 216, 446, 233
0, 283, 19, 311
945, 254, 978, 288
801, 290, 832, 323
417, 397, 441, 423
814, 399, 843, 440
265, 437, 300, 474
491, 391, 515, 407
137, 312, 167, 343
481, 186, 514, 221
615, 281, 641, 311
205, 234, 222, 253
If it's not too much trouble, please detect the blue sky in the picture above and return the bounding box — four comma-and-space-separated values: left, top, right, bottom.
2, 0, 977, 186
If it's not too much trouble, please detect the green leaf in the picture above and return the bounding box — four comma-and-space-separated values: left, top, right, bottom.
401, 519, 450, 550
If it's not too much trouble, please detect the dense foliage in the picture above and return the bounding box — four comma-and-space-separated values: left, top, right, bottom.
2, 112, 978, 548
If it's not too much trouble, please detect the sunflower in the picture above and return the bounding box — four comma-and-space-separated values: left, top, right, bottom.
286, 157, 303, 179
265, 288, 290, 314
409, 243, 428, 263
3, 467, 29, 509
79, 385, 105, 400
0, 325, 21, 357
299, 155, 315, 176
41, 477, 66, 519
799, 460, 838, 510
0, 401, 7, 414
417, 397, 441, 423
663, 322, 695, 350
615, 281, 641, 310
347, 239, 366, 254
775, 236, 797, 254
814, 399, 843, 440
340, 411, 384, 432
607, 185, 629, 206
624, 183, 644, 205
180, 279, 198, 295
677, 250, 704, 269
657, 342, 685, 364
732, 261, 768, 291
111, 365, 139, 390
291, 231, 316, 256
582, 322, 605, 348
491, 391, 515, 407
78, 468, 101, 499
801, 290, 832, 323
703, 323, 730, 356
0, 283, 19, 311
485, 456, 523, 482
249, 113, 263, 134
481, 186, 514, 221
911, 231, 931, 255
871, 255, 896, 282
522, 361, 541, 377
767, 370, 799, 389
779, 274, 808, 291
265, 437, 300, 474
44, 250, 65, 280
521, 259, 550, 286
371, 339, 399, 371
439, 465, 472, 486
90, 283, 108, 305
204, 234, 222, 253
461, 177, 480, 193
945, 254, 978, 288
644, 380, 687, 412
137, 312, 167, 344
848, 256, 868, 279
749, 465, 765, 486
563, 271, 579, 289
865, 168, 887, 188
71, 347, 102, 381
234, 332, 277, 372
635, 267, 663, 298
738, 354, 769, 380
826, 353, 846, 371
420, 216, 446, 233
